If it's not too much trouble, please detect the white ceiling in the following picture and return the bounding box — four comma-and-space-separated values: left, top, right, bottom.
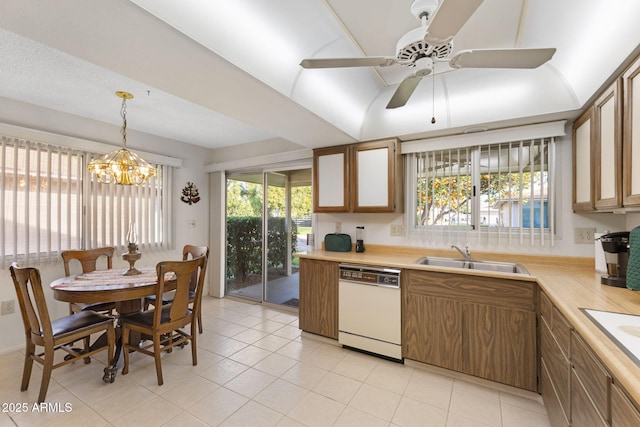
1, 0, 639, 155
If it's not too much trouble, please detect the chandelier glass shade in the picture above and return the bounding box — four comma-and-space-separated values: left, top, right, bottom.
88, 91, 157, 185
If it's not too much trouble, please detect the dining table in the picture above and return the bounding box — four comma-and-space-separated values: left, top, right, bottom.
50, 266, 175, 383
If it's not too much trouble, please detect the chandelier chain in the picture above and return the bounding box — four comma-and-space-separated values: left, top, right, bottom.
121, 97, 128, 149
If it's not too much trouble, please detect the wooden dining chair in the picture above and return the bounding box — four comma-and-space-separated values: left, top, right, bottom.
61, 247, 116, 315
144, 245, 209, 333
9, 263, 116, 403
121, 256, 207, 385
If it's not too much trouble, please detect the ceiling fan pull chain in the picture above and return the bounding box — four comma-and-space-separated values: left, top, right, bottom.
431, 71, 436, 124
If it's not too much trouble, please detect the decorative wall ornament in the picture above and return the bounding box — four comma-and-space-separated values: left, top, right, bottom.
181, 181, 201, 205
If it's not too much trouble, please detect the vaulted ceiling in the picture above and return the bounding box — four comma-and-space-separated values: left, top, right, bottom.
1, 0, 639, 157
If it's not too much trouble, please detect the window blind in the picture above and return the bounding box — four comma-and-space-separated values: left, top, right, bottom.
0, 135, 173, 268
406, 137, 555, 247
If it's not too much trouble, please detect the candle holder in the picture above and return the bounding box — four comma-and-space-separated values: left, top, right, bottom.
123, 223, 142, 276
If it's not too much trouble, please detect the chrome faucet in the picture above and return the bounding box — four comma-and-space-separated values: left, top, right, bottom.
451, 245, 471, 261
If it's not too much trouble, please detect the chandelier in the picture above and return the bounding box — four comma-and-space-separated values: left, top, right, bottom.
88, 91, 157, 185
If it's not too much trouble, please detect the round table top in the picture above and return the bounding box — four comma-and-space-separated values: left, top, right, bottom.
50, 266, 162, 304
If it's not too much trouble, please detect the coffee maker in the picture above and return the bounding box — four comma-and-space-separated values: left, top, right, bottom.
600, 231, 630, 287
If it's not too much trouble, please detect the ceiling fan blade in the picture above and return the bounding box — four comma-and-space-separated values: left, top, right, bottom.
425, 0, 484, 44
300, 57, 396, 69
449, 48, 557, 69
386, 75, 423, 109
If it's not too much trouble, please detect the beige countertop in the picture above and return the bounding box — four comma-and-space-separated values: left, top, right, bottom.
297, 245, 640, 405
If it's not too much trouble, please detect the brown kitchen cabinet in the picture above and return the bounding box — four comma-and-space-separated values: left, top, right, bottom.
623, 55, 640, 206
571, 330, 612, 424
573, 50, 640, 211
298, 258, 338, 339
539, 288, 640, 427
464, 301, 537, 390
403, 283, 463, 371
573, 107, 595, 211
312, 145, 350, 212
403, 270, 537, 391
611, 382, 640, 427
593, 80, 623, 210
313, 138, 402, 213
539, 291, 571, 426
571, 369, 609, 427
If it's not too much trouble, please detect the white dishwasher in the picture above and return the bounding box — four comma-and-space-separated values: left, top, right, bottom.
338, 264, 402, 361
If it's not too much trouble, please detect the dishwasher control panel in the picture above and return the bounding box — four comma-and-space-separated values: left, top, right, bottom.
339, 264, 400, 288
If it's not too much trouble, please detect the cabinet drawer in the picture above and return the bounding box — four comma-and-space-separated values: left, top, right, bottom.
407, 271, 534, 312
571, 369, 609, 427
552, 306, 571, 359
611, 383, 640, 427
540, 291, 552, 324
540, 321, 570, 414
571, 331, 611, 422
539, 291, 571, 358
540, 358, 570, 427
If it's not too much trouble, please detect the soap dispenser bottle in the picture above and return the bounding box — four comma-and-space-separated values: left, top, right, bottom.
356, 226, 365, 253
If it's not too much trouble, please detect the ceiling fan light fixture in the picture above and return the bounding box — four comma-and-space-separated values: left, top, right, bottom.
87, 91, 157, 185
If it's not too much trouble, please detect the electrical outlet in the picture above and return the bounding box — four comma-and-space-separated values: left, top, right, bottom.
188, 219, 196, 229
335, 222, 341, 233
575, 227, 597, 244
1, 299, 15, 315
390, 224, 404, 236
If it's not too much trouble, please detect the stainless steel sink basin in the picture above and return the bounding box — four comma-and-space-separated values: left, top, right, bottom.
413, 256, 529, 275
413, 257, 467, 269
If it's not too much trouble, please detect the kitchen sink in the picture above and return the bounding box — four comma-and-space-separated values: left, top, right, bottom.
413, 256, 529, 275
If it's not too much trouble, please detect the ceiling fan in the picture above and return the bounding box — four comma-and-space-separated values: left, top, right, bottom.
300, 0, 556, 109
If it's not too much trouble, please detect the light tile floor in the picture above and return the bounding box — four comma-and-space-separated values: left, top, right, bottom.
0, 297, 551, 426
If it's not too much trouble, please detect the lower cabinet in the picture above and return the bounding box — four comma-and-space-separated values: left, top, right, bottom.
540, 290, 640, 427
403, 293, 463, 372
403, 270, 537, 391
571, 331, 611, 424
299, 258, 338, 339
541, 357, 570, 427
571, 369, 609, 427
464, 302, 537, 390
540, 291, 571, 425
611, 383, 640, 427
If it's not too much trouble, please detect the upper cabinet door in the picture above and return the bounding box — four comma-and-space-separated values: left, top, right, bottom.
313, 146, 349, 212
594, 80, 622, 210
573, 108, 595, 211
352, 139, 402, 213
313, 138, 403, 213
623, 56, 640, 207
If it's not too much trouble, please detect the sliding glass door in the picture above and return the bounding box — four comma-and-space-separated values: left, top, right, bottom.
225, 168, 311, 307
225, 173, 263, 301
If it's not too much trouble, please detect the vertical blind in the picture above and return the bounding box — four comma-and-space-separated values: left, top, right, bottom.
0, 136, 173, 268
406, 137, 555, 247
